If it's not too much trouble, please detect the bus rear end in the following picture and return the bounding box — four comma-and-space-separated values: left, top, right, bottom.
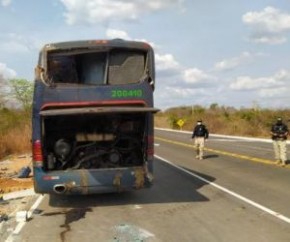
32, 39, 158, 195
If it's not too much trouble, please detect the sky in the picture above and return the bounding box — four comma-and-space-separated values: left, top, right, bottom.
0, 0, 290, 110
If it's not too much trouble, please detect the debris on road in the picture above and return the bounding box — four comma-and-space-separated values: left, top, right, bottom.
2, 188, 35, 201
15, 210, 28, 222
17, 166, 31, 178
0, 213, 8, 222
0, 154, 34, 216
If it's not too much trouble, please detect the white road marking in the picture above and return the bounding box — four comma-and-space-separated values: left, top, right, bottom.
132, 205, 142, 209
5, 195, 45, 242
155, 155, 290, 225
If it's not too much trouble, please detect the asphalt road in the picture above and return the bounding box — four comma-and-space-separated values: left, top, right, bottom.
5, 129, 290, 242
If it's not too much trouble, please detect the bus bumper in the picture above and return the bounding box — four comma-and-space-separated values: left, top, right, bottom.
33, 166, 153, 195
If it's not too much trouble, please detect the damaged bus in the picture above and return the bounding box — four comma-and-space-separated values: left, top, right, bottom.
32, 39, 159, 195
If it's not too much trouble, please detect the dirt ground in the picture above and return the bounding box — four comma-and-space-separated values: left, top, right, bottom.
0, 154, 34, 215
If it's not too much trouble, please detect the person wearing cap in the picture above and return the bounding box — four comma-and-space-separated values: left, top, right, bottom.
270, 117, 288, 167
191, 120, 209, 160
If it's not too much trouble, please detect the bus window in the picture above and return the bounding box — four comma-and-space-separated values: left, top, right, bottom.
47, 49, 146, 86
77, 52, 106, 85
108, 50, 146, 85
48, 56, 78, 84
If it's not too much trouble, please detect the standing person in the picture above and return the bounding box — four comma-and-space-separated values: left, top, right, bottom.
191, 120, 209, 160
270, 117, 288, 167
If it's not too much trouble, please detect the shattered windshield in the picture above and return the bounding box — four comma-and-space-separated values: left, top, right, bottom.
47, 49, 147, 85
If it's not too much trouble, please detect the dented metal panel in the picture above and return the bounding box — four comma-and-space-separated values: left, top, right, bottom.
134, 167, 145, 189
113, 171, 123, 191
33, 167, 151, 195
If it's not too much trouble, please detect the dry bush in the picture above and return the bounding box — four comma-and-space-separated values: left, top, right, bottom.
157, 105, 290, 138
0, 138, 5, 157
154, 115, 170, 129
0, 123, 31, 158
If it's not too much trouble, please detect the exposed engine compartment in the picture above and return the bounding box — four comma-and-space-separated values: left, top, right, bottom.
42, 113, 147, 171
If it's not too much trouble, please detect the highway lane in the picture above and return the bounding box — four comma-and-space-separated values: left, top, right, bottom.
155, 129, 290, 217
5, 129, 290, 242
156, 128, 285, 163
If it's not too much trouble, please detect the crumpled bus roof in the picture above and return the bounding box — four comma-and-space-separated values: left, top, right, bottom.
41, 39, 153, 52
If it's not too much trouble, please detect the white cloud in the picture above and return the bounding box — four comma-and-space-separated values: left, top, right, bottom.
258, 87, 287, 98
0, 33, 41, 53
243, 7, 290, 33
183, 68, 216, 87
155, 53, 217, 89
0, 63, 17, 97
155, 53, 180, 71
60, 0, 184, 25
154, 49, 218, 96
230, 76, 279, 90
242, 7, 290, 44
0, 62, 17, 81
105, 28, 156, 49
273, 69, 290, 81
159, 86, 199, 99
230, 69, 290, 97
153, 50, 218, 108
154, 86, 207, 109
1, 0, 12, 7
229, 69, 290, 108
0, 41, 30, 53
214, 52, 255, 72
249, 35, 287, 44
154, 53, 183, 89
106, 29, 130, 39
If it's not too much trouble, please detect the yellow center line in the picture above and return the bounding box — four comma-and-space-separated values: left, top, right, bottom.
155, 136, 290, 169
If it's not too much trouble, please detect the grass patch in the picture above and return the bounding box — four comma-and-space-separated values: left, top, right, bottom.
0, 108, 31, 159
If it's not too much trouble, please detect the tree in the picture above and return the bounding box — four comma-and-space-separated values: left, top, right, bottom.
0, 78, 9, 108
0, 94, 5, 108
209, 103, 219, 110
9, 79, 34, 111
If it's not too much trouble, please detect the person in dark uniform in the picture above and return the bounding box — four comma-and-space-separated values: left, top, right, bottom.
191, 120, 209, 160
270, 117, 288, 166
